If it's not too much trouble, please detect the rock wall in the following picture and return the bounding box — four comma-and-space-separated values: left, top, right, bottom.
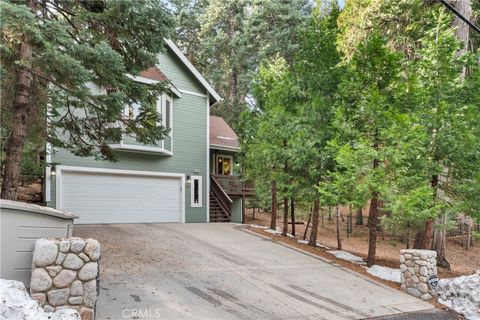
30, 237, 100, 320
400, 249, 437, 300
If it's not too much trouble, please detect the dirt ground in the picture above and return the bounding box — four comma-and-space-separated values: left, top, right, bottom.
245, 208, 480, 279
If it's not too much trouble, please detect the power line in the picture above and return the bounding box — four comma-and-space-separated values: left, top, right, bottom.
437, 0, 480, 34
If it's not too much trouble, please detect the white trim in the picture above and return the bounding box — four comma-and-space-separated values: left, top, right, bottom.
127, 74, 182, 98
109, 143, 173, 156
168, 93, 174, 154
127, 74, 159, 84
55, 165, 185, 223
169, 84, 182, 98
190, 175, 203, 208
165, 39, 222, 103
206, 94, 210, 222
45, 143, 52, 202
209, 144, 240, 152
216, 154, 234, 176
178, 89, 208, 98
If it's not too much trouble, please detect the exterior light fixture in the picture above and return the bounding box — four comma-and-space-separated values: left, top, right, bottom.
51, 166, 56, 176
186, 175, 191, 185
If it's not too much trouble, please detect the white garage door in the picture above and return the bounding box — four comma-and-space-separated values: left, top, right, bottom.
59, 169, 182, 224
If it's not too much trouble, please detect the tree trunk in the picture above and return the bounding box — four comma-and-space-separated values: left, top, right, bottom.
336, 205, 342, 250
303, 207, 312, 240
420, 175, 439, 249
465, 221, 472, 250
252, 206, 255, 220
290, 198, 295, 237
355, 207, 363, 225
270, 180, 277, 230
413, 231, 424, 249
321, 206, 324, 228
348, 205, 353, 236
282, 138, 288, 236
433, 211, 450, 269
367, 153, 380, 266
282, 197, 289, 236
1, 41, 34, 200
453, 0, 471, 78
328, 206, 332, 220
367, 191, 379, 267
308, 199, 320, 246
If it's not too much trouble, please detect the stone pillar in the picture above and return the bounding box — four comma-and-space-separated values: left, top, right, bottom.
30, 237, 100, 320
400, 249, 437, 300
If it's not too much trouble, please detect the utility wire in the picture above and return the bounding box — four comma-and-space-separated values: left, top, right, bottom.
437, 0, 480, 34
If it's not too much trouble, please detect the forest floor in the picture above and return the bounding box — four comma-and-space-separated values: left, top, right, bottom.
245, 208, 480, 280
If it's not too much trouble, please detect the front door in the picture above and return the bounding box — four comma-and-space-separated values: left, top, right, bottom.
216, 155, 233, 175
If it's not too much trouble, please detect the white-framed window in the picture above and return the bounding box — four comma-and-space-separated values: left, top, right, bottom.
128, 101, 142, 118
190, 175, 202, 207
216, 154, 233, 175
160, 94, 173, 133
125, 94, 173, 132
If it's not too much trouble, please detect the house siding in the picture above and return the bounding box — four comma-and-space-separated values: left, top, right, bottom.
231, 198, 242, 223
48, 49, 210, 223
158, 48, 204, 94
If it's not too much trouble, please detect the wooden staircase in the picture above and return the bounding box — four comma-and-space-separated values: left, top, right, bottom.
209, 175, 233, 222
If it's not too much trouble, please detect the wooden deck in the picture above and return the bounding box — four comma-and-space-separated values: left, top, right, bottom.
211, 174, 255, 197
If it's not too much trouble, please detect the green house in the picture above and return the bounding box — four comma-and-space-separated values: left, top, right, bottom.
45, 40, 253, 224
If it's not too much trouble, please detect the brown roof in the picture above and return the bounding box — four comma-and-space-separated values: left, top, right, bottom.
139, 66, 168, 82
210, 116, 239, 150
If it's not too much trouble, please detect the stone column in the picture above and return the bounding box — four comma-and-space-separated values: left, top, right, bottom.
400, 249, 437, 300
30, 237, 100, 320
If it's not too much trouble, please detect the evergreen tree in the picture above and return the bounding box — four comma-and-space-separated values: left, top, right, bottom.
1, 0, 173, 199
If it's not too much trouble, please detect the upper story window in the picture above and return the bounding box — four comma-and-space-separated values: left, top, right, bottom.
125, 94, 172, 135
128, 102, 142, 118
161, 95, 172, 133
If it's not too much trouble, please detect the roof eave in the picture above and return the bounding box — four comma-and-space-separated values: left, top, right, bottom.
209, 144, 240, 152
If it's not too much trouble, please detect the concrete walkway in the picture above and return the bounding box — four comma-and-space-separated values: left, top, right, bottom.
74, 223, 435, 320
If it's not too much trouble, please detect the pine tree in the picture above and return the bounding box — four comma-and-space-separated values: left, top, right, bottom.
1, 0, 173, 199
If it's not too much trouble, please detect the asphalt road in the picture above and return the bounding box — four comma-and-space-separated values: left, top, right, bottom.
74, 223, 438, 320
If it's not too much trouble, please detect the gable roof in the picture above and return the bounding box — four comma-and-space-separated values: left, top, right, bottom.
210, 116, 239, 151
139, 66, 168, 82
165, 39, 222, 103
132, 66, 181, 98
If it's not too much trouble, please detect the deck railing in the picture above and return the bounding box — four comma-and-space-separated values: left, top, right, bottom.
211, 174, 255, 197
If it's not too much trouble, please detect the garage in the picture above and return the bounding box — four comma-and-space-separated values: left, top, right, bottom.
56, 166, 184, 224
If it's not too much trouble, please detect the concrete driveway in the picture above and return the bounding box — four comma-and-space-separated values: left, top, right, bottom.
74, 223, 437, 320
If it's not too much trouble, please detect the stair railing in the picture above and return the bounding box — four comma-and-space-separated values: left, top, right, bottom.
210, 174, 233, 220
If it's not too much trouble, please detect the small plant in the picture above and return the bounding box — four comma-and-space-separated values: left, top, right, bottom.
472, 231, 480, 242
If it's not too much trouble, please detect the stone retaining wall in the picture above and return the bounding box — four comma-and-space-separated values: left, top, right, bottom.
400, 249, 437, 300
30, 237, 100, 320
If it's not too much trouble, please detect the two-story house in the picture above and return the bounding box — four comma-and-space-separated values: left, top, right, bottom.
45, 40, 253, 225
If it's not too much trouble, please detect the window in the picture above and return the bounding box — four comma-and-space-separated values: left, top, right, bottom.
165, 98, 171, 130
216, 155, 233, 175
190, 175, 202, 207
161, 95, 172, 132
128, 102, 142, 118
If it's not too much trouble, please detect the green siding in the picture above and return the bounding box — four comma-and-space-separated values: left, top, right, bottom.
49, 91, 209, 222
231, 198, 242, 223
158, 49, 204, 94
